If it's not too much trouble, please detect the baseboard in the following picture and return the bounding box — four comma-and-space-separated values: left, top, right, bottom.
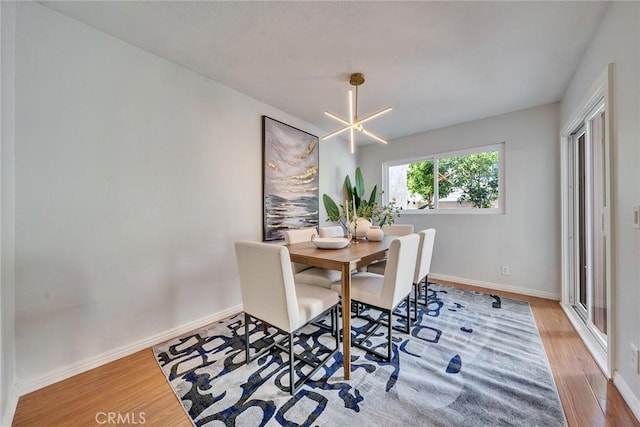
613, 371, 640, 423
2, 383, 20, 427
17, 305, 242, 396
429, 273, 561, 301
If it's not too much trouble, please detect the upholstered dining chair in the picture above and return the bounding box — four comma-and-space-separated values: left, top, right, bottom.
368, 228, 436, 321
382, 223, 414, 236
235, 241, 340, 395
319, 226, 344, 238
414, 228, 436, 304
366, 224, 414, 275
284, 228, 342, 289
333, 234, 419, 361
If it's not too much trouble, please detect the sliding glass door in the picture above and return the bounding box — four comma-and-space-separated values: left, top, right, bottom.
568, 102, 607, 346
561, 64, 612, 377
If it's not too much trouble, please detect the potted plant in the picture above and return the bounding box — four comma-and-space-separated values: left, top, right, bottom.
323, 167, 401, 238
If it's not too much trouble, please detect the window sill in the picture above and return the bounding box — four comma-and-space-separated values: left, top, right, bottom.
399, 209, 505, 215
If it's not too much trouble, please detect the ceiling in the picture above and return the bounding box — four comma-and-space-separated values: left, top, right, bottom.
42, 1, 609, 144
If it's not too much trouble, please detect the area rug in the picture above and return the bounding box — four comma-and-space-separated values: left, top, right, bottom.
153, 284, 567, 426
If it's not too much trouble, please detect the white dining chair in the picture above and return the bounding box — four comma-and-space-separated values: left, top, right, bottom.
382, 223, 414, 236
368, 228, 436, 321
235, 241, 340, 395
284, 228, 341, 289
414, 228, 436, 299
319, 226, 344, 238
333, 234, 419, 361
366, 224, 414, 275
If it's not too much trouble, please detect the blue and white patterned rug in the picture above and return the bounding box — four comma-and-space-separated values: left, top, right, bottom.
154, 284, 566, 426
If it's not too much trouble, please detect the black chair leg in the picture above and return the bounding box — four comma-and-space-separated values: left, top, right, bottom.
417, 277, 430, 307
244, 312, 250, 364
386, 309, 392, 361
411, 283, 420, 322
245, 307, 339, 396
334, 306, 339, 348
289, 333, 295, 395
392, 292, 414, 333
404, 295, 411, 333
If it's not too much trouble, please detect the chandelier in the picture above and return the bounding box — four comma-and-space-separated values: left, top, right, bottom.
322, 73, 392, 154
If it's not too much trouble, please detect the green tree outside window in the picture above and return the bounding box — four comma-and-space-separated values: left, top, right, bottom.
406, 151, 498, 209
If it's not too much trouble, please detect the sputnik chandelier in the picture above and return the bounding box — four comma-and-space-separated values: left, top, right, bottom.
323, 73, 392, 154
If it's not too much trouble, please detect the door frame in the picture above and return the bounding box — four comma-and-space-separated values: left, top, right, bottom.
560, 63, 614, 378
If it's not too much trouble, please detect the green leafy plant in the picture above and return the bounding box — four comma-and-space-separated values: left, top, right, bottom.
372, 200, 401, 226
323, 167, 401, 227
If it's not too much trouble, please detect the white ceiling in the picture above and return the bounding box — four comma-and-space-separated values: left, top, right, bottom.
42, 1, 609, 143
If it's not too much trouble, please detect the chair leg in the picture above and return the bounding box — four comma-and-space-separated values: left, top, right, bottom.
247, 307, 339, 396
351, 293, 417, 362
286, 306, 341, 395
333, 306, 339, 348
289, 333, 295, 395
386, 309, 392, 361
411, 283, 420, 322
417, 277, 429, 307
392, 292, 414, 333
244, 312, 250, 364
404, 294, 411, 334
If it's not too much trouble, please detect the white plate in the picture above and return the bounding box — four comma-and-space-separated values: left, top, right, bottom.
312, 237, 349, 249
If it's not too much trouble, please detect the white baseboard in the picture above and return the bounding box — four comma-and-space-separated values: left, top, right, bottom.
613, 371, 640, 423
17, 305, 242, 396
429, 273, 561, 301
2, 383, 20, 427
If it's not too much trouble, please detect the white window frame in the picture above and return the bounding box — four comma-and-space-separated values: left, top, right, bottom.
382, 142, 505, 214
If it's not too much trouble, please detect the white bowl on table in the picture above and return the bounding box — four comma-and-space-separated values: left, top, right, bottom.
311, 237, 349, 249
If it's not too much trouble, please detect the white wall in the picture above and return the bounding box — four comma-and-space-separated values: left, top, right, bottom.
561, 1, 640, 412
1, 1, 17, 424
358, 103, 561, 299
12, 2, 353, 390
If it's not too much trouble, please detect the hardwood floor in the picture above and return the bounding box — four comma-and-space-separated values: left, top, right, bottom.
12, 280, 640, 426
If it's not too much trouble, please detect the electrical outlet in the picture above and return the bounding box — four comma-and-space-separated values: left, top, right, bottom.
632, 344, 640, 373
501, 265, 510, 275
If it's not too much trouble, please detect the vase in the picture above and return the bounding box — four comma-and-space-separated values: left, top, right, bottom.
349, 218, 371, 238
366, 226, 384, 241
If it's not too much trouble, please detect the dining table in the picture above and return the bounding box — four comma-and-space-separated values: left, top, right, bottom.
284, 236, 393, 380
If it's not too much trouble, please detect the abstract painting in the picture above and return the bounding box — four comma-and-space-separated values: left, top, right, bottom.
262, 116, 319, 241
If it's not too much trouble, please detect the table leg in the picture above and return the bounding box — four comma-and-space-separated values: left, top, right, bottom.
341, 263, 351, 380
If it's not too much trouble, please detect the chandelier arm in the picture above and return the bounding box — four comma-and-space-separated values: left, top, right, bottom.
349, 90, 354, 125
323, 123, 353, 140
350, 127, 355, 154
324, 111, 350, 126
355, 107, 393, 126
361, 128, 389, 145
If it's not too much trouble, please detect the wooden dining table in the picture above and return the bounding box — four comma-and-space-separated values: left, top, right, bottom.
284, 236, 393, 380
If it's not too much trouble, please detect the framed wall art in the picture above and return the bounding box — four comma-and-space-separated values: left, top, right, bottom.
262, 116, 319, 241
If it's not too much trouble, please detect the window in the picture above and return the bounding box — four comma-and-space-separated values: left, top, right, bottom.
384, 143, 504, 213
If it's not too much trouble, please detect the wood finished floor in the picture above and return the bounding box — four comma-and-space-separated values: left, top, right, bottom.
13, 280, 640, 427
